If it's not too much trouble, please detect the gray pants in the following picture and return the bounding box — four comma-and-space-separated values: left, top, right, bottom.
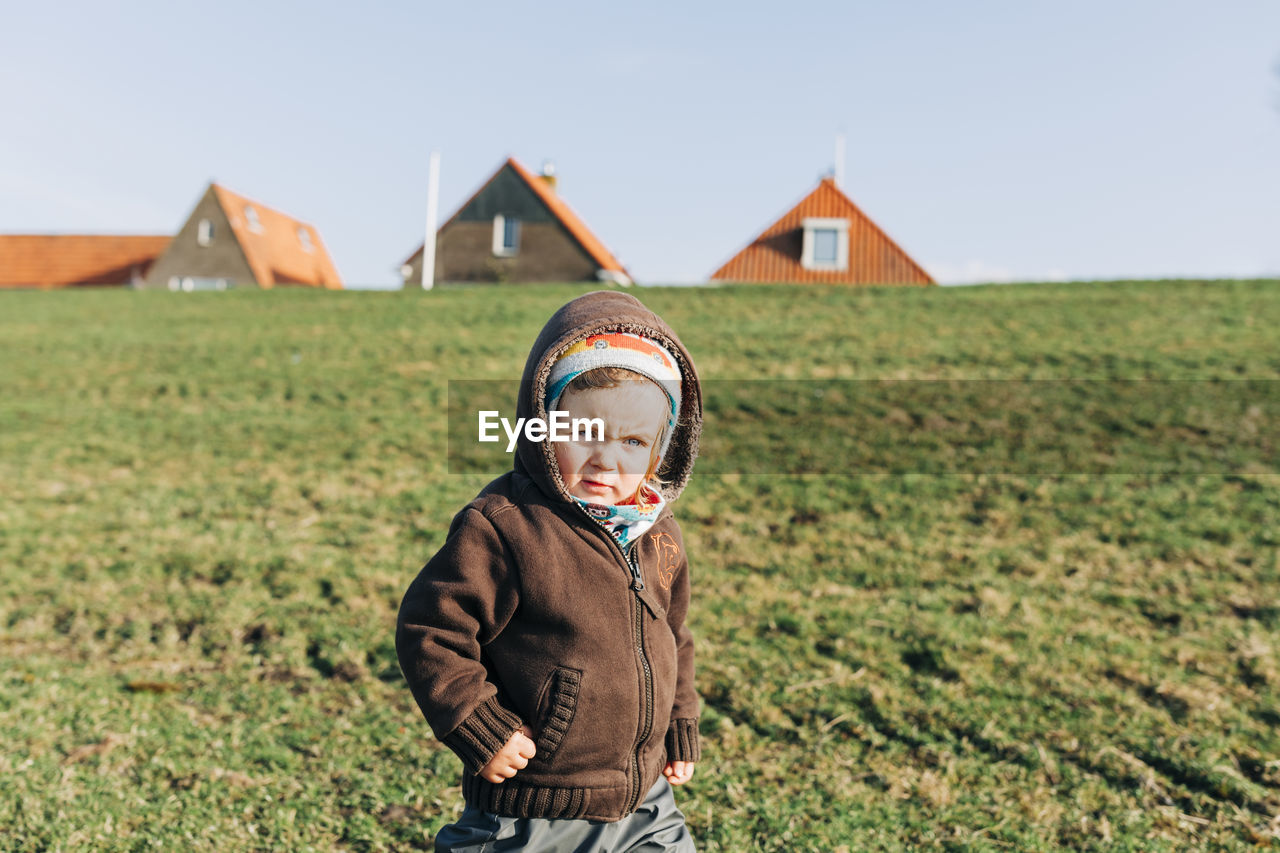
434, 777, 695, 852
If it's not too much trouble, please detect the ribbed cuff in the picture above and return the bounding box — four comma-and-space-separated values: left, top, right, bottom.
442, 695, 524, 772
664, 717, 700, 763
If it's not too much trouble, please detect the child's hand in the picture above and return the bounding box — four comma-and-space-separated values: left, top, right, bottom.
478, 726, 537, 783
662, 760, 695, 786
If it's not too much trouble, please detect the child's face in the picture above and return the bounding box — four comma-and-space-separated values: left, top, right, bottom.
552, 380, 668, 505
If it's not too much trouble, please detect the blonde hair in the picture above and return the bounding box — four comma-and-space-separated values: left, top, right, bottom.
560, 366, 674, 507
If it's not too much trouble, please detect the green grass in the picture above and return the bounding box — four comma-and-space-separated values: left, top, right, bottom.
1, 279, 1277, 850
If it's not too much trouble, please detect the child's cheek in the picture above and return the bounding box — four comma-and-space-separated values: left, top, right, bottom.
553, 440, 576, 483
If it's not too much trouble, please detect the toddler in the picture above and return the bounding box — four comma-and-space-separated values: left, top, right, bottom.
397, 291, 702, 852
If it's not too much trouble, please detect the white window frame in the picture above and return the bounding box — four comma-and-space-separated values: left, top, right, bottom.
170, 276, 229, 292
197, 218, 214, 247
245, 205, 264, 234
492, 213, 520, 257
801, 217, 849, 272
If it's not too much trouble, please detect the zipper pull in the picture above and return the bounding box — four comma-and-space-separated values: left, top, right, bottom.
628, 547, 662, 618
627, 550, 645, 591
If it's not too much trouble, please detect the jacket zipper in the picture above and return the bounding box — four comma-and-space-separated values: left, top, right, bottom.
569, 501, 656, 815
627, 546, 654, 813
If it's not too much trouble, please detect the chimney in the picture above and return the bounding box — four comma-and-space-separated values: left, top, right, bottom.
540, 160, 557, 193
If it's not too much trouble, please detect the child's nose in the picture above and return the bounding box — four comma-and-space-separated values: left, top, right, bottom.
587, 442, 617, 468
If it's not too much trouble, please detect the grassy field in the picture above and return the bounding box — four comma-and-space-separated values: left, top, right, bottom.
1, 279, 1277, 851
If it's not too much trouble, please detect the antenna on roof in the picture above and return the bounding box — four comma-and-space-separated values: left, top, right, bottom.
834, 132, 846, 190
422, 150, 440, 290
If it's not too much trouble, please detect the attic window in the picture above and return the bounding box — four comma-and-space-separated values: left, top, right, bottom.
801, 217, 849, 271
298, 227, 313, 253
493, 214, 520, 257
245, 205, 263, 233
196, 219, 214, 247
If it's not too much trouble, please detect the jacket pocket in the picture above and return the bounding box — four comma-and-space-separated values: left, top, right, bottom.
533, 666, 582, 761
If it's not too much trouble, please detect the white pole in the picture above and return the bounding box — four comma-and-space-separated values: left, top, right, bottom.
422, 150, 440, 290
834, 133, 846, 189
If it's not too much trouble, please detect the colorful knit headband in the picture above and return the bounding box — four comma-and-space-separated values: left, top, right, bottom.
545, 332, 682, 459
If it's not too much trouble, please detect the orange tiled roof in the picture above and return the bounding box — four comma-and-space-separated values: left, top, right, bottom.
408, 157, 631, 280
211, 184, 342, 288
504, 158, 629, 278
0, 235, 170, 289
710, 177, 934, 285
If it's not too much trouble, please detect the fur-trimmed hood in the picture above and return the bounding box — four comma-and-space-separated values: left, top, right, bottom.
513, 290, 702, 503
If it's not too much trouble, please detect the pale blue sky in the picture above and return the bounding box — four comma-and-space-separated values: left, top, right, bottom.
2, 1, 1278, 287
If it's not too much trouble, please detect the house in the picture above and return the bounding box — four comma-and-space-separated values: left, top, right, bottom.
0, 235, 170, 289
400, 157, 631, 286
143, 183, 342, 291
710, 176, 934, 286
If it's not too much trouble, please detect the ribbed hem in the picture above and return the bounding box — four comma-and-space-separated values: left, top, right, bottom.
441, 695, 524, 773
462, 772, 591, 820
664, 717, 700, 763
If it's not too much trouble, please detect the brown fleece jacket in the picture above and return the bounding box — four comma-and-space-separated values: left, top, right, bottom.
396, 291, 703, 822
